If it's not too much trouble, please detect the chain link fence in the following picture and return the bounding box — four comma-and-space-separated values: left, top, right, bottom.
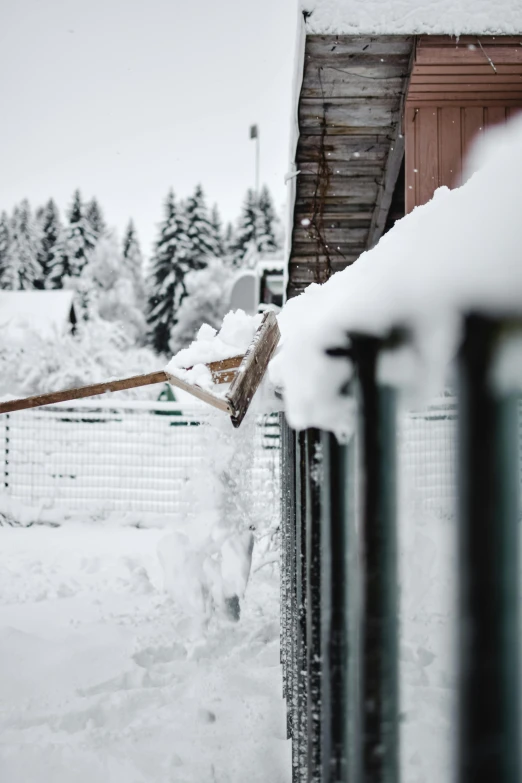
0, 401, 280, 526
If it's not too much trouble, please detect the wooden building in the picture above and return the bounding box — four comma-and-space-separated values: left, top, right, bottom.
281, 11, 522, 783
288, 33, 522, 298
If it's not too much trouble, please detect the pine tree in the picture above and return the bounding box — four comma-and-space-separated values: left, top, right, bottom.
210, 204, 225, 257
50, 190, 97, 287
122, 219, 145, 303
37, 199, 62, 288
3, 200, 43, 289
0, 211, 11, 288
147, 190, 192, 354
85, 197, 106, 239
224, 222, 234, 253
185, 184, 218, 265
231, 188, 259, 267
256, 185, 279, 255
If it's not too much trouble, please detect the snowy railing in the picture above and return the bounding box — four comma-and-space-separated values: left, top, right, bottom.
0, 400, 280, 526
280, 317, 522, 783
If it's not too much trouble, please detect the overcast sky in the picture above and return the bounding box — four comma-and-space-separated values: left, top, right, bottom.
0, 0, 298, 256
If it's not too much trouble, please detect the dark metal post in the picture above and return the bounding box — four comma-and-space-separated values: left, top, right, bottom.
295, 430, 309, 782
320, 431, 352, 783
4, 414, 9, 490
351, 334, 399, 783
457, 314, 520, 783
281, 415, 297, 741
305, 428, 323, 783
280, 414, 290, 701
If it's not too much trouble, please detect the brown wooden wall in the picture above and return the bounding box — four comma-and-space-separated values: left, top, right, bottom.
405, 36, 522, 212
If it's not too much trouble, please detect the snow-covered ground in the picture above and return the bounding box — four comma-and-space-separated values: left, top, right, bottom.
0, 523, 290, 783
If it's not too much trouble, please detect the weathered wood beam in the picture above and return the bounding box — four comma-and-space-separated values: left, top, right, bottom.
306, 35, 413, 58
298, 134, 392, 160
299, 98, 400, 133
302, 71, 407, 100
366, 134, 404, 249
298, 176, 379, 200
298, 162, 385, 178
367, 39, 415, 249
293, 226, 368, 245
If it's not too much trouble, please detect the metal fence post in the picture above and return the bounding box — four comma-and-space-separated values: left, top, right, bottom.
280, 414, 290, 703
457, 314, 520, 783
3, 413, 9, 491
320, 431, 353, 783
295, 430, 309, 782
281, 416, 297, 741
305, 428, 323, 783
351, 334, 398, 783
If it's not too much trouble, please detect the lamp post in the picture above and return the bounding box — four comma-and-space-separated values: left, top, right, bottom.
250, 124, 260, 195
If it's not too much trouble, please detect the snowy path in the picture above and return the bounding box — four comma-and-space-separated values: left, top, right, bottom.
0, 525, 290, 783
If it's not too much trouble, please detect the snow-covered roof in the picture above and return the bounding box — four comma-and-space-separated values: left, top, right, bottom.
302, 0, 522, 36
257, 259, 285, 274
0, 290, 76, 341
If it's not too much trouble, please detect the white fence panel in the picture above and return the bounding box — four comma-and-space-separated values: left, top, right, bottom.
0, 401, 280, 523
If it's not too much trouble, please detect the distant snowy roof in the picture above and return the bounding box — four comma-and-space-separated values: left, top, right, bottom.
0, 290, 76, 341
302, 0, 522, 35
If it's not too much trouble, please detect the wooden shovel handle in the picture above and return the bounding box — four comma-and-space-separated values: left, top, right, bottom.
0, 372, 169, 414
0, 355, 246, 415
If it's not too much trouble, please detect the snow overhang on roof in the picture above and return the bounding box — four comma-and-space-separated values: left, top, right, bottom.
0, 290, 76, 341
301, 0, 522, 36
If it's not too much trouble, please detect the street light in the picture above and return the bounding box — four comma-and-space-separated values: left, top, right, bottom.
250, 124, 260, 195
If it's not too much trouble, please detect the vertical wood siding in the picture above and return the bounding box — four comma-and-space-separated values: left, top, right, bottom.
405, 36, 522, 212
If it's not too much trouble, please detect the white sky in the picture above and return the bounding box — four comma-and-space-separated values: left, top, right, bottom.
0, 0, 298, 257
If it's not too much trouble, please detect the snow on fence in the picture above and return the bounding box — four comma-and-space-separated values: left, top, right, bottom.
0, 400, 281, 523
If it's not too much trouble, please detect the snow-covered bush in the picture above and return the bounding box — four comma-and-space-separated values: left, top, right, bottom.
75, 234, 147, 342
0, 317, 159, 399
169, 258, 233, 354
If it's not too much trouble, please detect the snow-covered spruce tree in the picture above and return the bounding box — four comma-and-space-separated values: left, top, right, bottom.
0, 211, 11, 288
122, 219, 145, 304
2, 200, 43, 290
231, 188, 259, 267
169, 257, 232, 353
256, 185, 279, 255
147, 190, 192, 354
85, 197, 106, 240
185, 184, 219, 265
223, 221, 234, 253
49, 190, 97, 287
210, 204, 225, 257
37, 199, 62, 288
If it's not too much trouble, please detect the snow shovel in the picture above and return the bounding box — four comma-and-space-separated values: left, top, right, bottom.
0, 311, 280, 428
